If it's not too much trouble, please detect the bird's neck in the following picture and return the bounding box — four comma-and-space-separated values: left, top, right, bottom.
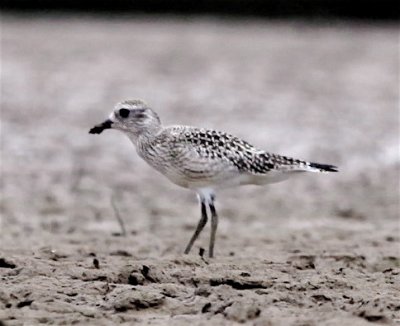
125, 126, 163, 147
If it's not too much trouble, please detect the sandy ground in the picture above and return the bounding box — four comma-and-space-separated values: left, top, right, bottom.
1, 15, 399, 325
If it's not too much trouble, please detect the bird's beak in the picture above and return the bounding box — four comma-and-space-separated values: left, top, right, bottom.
89, 119, 113, 134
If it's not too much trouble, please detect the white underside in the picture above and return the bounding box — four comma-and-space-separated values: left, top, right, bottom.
163, 169, 307, 193
192, 171, 307, 204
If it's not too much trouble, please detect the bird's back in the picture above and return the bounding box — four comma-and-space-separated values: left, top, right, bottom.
135, 125, 330, 189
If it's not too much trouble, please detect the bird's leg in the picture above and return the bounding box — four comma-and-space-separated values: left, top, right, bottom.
184, 199, 208, 254
209, 196, 218, 258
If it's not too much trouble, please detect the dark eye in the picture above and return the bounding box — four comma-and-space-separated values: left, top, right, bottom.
119, 108, 130, 118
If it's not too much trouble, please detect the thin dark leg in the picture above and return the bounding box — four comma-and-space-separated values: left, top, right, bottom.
209, 201, 218, 258
184, 200, 208, 254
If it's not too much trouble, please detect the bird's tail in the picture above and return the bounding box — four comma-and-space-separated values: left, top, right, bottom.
307, 162, 338, 172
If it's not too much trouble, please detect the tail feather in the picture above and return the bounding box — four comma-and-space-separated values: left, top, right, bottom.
308, 162, 338, 172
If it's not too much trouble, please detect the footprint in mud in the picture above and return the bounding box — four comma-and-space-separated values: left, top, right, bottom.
104, 287, 164, 312
224, 301, 261, 323
287, 255, 316, 270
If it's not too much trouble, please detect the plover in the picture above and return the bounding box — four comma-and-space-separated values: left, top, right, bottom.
89, 99, 338, 258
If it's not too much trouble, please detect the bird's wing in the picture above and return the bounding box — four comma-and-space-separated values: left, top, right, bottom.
163, 126, 297, 175
150, 127, 336, 182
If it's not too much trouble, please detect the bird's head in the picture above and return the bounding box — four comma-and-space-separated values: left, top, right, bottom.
89, 99, 161, 137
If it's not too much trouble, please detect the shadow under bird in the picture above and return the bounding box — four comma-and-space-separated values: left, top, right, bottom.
89, 99, 338, 258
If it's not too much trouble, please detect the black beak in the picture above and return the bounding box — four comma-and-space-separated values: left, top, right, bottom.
89, 119, 113, 134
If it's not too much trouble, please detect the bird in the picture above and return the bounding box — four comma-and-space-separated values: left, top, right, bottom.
89, 99, 338, 258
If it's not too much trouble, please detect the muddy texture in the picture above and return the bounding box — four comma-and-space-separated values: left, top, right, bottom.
1, 15, 399, 325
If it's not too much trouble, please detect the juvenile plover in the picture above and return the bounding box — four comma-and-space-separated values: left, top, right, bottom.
89, 99, 338, 258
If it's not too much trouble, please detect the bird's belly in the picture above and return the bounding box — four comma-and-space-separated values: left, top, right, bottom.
159, 166, 240, 189
149, 160, 299, 189
162, 169, 256, 189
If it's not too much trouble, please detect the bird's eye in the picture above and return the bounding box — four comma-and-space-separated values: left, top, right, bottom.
119, 108, 130, 118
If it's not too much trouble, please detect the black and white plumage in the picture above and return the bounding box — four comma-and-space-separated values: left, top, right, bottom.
89, 99, 338, 258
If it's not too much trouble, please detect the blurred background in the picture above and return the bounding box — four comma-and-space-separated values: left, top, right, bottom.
1, 1, 399, 255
